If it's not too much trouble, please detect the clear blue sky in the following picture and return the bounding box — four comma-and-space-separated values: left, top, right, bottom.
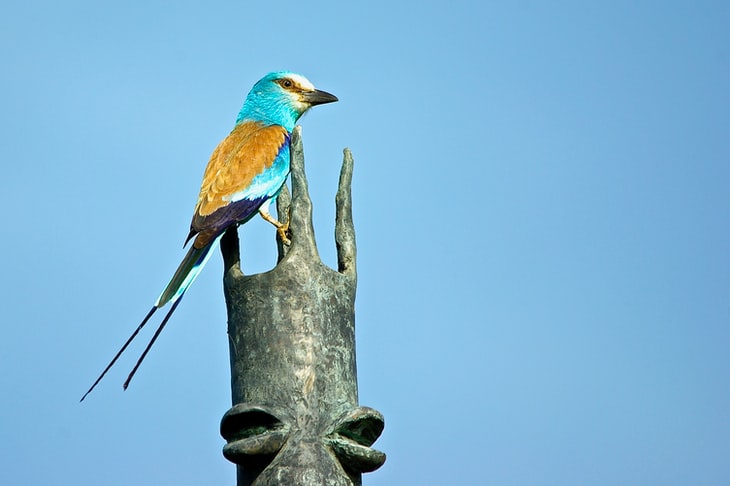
1, 1, 729, 484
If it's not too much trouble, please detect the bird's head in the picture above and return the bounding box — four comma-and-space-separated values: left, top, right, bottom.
236, 71, 338, 130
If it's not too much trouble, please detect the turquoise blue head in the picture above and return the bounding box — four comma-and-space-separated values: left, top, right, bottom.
236, 71, 338, 130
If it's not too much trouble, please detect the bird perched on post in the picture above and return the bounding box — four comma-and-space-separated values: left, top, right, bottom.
81, 72, 338, 401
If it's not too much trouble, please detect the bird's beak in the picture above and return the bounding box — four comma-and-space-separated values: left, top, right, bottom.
304, 89, 338, 106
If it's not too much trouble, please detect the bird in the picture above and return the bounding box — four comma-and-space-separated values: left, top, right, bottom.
80, 71, 338, 401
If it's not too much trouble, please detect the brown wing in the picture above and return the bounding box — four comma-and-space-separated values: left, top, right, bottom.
194, 121, 289, 217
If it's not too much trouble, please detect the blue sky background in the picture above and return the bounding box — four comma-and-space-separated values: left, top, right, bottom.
1, 1, 729, 484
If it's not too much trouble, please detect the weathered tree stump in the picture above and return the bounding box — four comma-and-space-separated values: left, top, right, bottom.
219, 127, 385, 485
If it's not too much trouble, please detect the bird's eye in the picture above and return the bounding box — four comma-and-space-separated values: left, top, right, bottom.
281, 79, 293, 88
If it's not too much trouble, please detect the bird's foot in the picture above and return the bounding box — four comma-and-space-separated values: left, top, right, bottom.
276, 221, 291, 245
259, 208, 291, 245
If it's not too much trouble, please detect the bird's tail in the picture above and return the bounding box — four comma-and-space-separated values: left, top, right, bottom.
155, 236, 221, 307
80, 235, 222, 401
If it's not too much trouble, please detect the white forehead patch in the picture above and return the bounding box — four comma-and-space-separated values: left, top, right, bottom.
288, 73, 315, 91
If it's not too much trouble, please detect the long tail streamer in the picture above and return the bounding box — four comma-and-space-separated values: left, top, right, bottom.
80, 235, 222, 401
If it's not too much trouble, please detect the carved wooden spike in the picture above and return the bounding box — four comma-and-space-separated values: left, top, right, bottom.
220, 127, 385, 485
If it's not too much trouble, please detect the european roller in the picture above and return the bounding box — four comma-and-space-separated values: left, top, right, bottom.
81, 72, 337, 401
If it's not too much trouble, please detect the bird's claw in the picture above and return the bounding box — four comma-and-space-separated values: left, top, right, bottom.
259, 207, 291, 245
277, 222, 291, 245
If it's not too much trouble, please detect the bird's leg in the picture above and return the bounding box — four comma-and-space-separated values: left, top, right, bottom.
259, 201, 291, 245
